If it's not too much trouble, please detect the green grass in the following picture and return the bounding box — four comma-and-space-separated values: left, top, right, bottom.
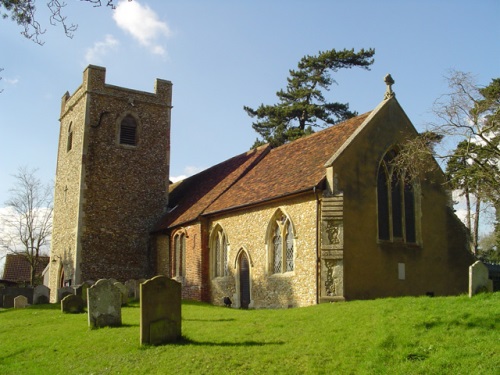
0, 293, 499, 374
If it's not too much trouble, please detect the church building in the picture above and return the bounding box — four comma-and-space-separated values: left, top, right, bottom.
48, 65, 474, 307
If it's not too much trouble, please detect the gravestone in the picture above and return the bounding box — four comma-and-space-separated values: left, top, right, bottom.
33, 285, 51, 305
114, 282, 129, 306
469, 261, 492, 297
0, 287, 34, 306
61, 294, 85, 313
3, 295, 15, 308
14, 295, 28, 308
87, 279, 122, 329
125, 279, 139, 300
57, 286, 74, 302
74, 281, 92, 303
140, 275, 181, 346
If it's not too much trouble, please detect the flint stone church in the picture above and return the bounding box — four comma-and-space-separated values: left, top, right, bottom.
48, 65, 474, 307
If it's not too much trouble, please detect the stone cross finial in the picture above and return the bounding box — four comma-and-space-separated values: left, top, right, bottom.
384, 74, 395, 99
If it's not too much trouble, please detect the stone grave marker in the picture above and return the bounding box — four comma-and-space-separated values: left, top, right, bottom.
114, 282, 129, 306
87, 279, 122, 329
61, 294, 85, 313
469, 260, 492, 297
3, 295, 15, 308
125, 279, 139, 300
57, 286, 74, 302
74, 281, 92, 303
140, 275, 181, 346
34, 285, 51, 305
14, 295, 28, 308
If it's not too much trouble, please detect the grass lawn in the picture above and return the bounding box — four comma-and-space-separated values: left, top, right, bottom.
0, 293, 498, 374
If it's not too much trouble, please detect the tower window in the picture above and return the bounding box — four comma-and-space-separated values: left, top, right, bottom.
119, 115, 137, 146
67, 123, 73, 152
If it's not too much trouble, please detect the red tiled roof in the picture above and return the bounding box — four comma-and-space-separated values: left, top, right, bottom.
156, 112, 370, 230
2, 254, 50, 284
205, 112, 371, 214
154, 145, 270, 230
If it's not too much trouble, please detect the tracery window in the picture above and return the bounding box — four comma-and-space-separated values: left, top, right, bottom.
119, 114, 138, 146
212, 226, 229, 278
173, 232, 186, 278
269, 211, 295, 274
377, 149, 417, 243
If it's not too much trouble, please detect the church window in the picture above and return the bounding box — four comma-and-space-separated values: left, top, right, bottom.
269, 212, 295, 274
211, 226, 229, 278
173, 232, 186, 278
67, 122, 73, 152
377, 149, 417, 243
119, 114, 138, 146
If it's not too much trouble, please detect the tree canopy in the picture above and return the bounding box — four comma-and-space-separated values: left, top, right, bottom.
395, 71, 499, 254
244, 48, 375, 148
0, 0, 123, 44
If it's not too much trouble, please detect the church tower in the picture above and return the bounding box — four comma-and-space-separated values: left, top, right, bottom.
48, 66, 172, 300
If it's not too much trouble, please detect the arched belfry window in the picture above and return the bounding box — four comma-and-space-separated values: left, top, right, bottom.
268, 210, 295, 274
377, 149, 417, 243
119, 114, 138, 146
67, 122, 73, 152
173, 231, 186, 278
211, 225, 229, 278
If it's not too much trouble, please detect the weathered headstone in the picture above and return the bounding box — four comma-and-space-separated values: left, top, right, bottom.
3, 295, 15, 308
33, 285, 51, 305
114, 282, 129, 306
74, 281, 92, 303
140, 275, 181, 346
61, 294, 85, 313
87, 279, 122, 329
469, 261, 493, 297
14, 295, 28, 308
125, 279, 139, 300
57, 286, 74, 302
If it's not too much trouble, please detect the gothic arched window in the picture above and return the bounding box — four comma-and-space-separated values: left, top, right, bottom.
269, 211, 295, 274
377, 149, 417, 243
211, 225, 229, 278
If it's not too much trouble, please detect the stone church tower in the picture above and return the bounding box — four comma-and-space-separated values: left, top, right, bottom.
48, 66, 172, 300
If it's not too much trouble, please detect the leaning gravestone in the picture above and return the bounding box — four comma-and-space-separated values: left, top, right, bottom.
469, 260, 492, 297
114, 282, 129, 306
140, 275, 181, 346
61, 294, 85, 313
14, 295, 28, 308
87, 279, 122, 329
33, 285, 50, 305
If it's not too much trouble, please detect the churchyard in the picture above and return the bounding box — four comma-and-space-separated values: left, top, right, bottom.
0, 292, 498, 374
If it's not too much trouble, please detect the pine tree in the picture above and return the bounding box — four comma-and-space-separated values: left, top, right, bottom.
244, 48, 375, 148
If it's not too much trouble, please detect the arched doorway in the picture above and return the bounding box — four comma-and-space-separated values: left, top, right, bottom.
238, 252, 251, 309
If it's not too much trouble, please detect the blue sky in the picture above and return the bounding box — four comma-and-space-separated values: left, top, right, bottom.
0, 0, 499, 210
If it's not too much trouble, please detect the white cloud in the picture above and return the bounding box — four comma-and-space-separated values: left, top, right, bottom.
170, 166, 205, 183
85, 34, 120, 64
4, 77, 19, 85
113, 0, 171, 56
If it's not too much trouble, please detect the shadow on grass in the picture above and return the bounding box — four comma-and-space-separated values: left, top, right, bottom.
183, 318, 235, 322
417, 314, 498, 331
172, 336, 285, 347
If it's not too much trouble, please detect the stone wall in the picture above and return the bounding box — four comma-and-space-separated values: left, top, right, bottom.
208, 194, 318, 308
